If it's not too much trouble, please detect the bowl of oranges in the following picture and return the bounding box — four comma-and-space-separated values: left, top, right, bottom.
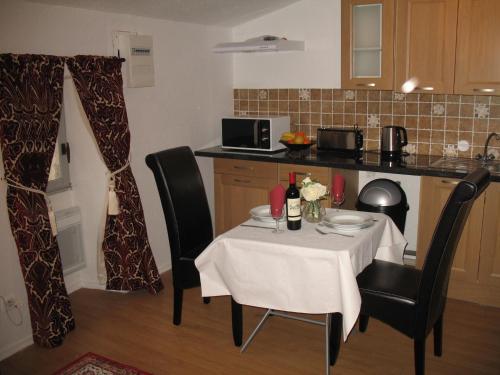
279, 131, 315, 152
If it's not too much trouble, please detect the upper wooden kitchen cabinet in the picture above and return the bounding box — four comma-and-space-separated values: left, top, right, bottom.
417, 176, 500, 308
341, 0, 395, 90
214, 159, 277, 235
454, 0, 500, 95
394, 0, 458, 94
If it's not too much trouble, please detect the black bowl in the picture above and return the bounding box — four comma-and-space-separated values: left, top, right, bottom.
279, 140, 315, 151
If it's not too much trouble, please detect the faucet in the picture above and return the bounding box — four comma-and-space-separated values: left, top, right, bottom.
476, 132, 500, 162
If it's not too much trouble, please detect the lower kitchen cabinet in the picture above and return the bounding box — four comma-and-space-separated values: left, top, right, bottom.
278, 163, 332, 208
213, 159, 360, 235
214, 159, 277, 235
417, 176, 500, 307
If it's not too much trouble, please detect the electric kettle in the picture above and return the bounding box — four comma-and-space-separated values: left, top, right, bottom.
381, 126, 408, 158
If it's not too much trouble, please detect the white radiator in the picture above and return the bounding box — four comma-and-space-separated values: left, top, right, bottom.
55, 207, 85, 275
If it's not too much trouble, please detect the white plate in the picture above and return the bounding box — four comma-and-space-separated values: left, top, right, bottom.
250, 205, 285, 222
322, 212, 373, 230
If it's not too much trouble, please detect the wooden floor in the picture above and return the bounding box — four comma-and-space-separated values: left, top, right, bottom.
1, 272, 500, 375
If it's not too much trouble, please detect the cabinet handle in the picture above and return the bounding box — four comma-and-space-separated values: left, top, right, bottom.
234, 178, 251, 184
416, 86, 434, 91
473, 88, 495, 93
441, 180, 459, 185
233, 165, 254, 171
356, 83, 376, 87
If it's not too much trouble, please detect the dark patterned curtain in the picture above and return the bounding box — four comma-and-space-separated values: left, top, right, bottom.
67, 56, 163, 294
0, 54, 75, 347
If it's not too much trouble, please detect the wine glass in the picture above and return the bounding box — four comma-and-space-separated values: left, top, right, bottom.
332, 191, 345, 211
270, 205, 284, 233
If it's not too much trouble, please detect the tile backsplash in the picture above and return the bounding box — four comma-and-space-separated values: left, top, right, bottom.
233, 88, 500, 158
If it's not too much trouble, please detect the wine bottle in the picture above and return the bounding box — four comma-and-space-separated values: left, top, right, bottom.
286, 172, 301, 230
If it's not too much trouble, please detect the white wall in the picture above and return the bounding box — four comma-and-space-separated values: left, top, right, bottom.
233, 0, 341, 88
0, 0, 232, 359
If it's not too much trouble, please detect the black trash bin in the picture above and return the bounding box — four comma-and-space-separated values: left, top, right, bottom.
356, 178, 409, 233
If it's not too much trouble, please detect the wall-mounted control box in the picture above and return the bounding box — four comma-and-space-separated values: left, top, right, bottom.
113, 32, 155, 88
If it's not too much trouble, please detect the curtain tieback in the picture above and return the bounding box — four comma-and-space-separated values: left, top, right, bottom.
2, 177, 58, 236
106, 161, 130, 216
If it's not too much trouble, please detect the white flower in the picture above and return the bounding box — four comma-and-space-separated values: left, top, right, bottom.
301, 178, 327, 201
301, 177, 312, 184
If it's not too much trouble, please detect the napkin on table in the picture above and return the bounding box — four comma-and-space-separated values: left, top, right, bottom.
269, 184, 286, 217
332, 174, 345, 201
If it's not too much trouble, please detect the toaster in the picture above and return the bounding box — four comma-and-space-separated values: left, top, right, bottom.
316, 128, 363, 152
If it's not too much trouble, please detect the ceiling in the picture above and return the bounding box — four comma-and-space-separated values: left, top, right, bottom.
29, 0, 301, 26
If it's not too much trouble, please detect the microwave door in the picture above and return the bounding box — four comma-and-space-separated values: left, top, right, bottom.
222, 118, 256, 148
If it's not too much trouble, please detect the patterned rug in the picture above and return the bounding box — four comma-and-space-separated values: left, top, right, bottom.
53, 352, 152, 375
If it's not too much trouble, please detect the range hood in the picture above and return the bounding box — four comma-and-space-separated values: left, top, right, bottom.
213, 35, 304, 53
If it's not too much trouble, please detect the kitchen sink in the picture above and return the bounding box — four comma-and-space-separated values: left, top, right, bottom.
430, 157, 500, 175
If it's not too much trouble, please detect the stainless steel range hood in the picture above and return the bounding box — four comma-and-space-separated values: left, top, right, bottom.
213, 35, 305, 53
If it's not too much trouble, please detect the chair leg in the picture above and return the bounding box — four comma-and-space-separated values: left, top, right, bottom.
231, 297, 243, 347
329, 313, 343, 366
414, 338, 426, 375
359, 314, 369, 332
173, 287, 183, 326
433, 315, 443, 357
203, 297, 211, 304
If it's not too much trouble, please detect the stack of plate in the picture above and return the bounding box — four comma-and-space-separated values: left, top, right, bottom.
321, 212, 374, 232
250, 205, 285, 222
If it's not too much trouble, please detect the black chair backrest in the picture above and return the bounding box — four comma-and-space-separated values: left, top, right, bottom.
416, 168, 490, 336
145, 146, 213, 262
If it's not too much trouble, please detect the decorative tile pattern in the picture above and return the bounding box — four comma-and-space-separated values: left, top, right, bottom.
299, 88, 311, 100
345, 90, 355, 101
367, 113, 380, 128
433, 103, 445, 116
474, 103, 490, 119
393, 92, 405, 101
444, 144, 458, 157
233, 88, 500, 157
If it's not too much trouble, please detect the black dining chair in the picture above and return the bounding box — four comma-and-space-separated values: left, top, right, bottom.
145, 146, 212, 325
354, 168, 490, 375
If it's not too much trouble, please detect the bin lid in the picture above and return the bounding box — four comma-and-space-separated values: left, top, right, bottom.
358, 179, 407, 207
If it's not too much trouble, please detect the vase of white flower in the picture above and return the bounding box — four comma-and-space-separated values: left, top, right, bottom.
300, 177, 327, 223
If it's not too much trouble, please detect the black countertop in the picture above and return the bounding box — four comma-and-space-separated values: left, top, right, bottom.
195, 146, 500, 182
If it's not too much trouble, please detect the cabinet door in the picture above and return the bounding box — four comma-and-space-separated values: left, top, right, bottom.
214, 173, 277, 235
278, 164, 331, 207
341, 0, 395, 90
454, 0, 500, 95
479, 183, 500, 287
416, 176, 484, 284
395, 0, 458, 94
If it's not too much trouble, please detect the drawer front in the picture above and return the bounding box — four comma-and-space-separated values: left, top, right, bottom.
278, 164, 330, 185
214, 158, 277, 179
278, 164, 332, 207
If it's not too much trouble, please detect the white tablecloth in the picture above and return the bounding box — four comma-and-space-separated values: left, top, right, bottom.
195, 209, 407, 339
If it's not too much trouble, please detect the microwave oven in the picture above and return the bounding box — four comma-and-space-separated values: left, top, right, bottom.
221, 116, 290, 152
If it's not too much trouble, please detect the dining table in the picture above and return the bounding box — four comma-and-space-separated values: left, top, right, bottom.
194, 208, 407, 374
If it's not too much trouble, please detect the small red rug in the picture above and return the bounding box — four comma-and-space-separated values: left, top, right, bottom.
53, 352, 152, 375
